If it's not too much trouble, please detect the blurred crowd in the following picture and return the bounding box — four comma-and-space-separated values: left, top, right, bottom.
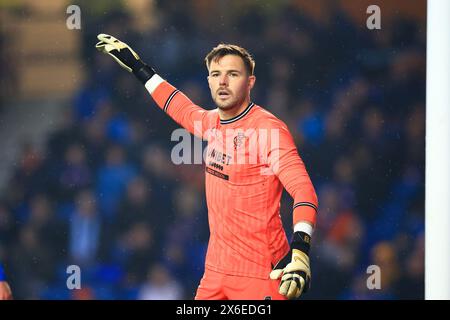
0, 1, 424, 299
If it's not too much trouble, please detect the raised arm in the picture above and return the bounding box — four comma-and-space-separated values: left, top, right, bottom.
95, 34, 209, 138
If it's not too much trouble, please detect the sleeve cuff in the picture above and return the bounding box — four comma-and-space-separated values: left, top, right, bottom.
293, 202, 317, 226
294, 221, 314, 236
144, 74, 165, 94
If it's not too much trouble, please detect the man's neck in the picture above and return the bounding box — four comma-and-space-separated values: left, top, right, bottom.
218, 98, 250, 121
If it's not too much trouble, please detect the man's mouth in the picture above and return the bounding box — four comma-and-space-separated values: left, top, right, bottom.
217, 90, 231, 99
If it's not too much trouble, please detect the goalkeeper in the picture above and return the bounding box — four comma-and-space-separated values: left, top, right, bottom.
96, 34, 318, 300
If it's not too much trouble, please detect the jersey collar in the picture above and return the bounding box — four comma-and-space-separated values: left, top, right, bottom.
219, 102, 255, 125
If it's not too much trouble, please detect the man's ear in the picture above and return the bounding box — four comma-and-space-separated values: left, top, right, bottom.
248, 75, 256, 91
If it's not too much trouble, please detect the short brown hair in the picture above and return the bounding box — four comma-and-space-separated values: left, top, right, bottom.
205, 44, 255, 75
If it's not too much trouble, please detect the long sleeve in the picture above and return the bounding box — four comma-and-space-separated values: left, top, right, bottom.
266, 118, 318, 226
149, 79, 210, 139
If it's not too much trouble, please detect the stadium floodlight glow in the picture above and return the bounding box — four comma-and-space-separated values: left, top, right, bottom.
426, 0, 450, 300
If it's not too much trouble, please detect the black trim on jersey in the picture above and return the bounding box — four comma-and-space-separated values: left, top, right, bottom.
293, 202, 318, 212
219, 102, 254, 125
164, 89, 180, 113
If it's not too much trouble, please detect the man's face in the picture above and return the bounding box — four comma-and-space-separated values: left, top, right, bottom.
207, 54, 255, 111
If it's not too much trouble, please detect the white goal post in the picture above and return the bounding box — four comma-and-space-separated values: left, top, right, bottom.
426, 0, 450, 300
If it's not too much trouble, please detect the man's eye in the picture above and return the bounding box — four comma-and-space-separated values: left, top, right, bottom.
211, 73, 219, 77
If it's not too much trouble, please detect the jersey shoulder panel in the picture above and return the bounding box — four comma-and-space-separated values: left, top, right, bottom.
251, 105, 288, 130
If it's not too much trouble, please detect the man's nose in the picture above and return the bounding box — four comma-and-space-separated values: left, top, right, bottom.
219, 74, 229, 86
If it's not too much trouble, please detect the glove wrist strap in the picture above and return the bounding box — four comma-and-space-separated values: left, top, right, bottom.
291, 231, 311, 255
133, 63, 156, 84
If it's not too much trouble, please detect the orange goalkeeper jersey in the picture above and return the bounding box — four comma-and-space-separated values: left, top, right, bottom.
151, 80, 318, 279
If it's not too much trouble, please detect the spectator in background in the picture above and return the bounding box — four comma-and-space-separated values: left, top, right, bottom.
394, 233, 424, 299
138, 264, 183, 300
26, 194, 68, 255
57, 143, 92, 202
113, 221, 157, 286
162, 185, 207, 296
140, 144, 177, 206
80, 118, 108, 172
115, 176, 156, 239
69, 189, 101, 267
10, 226, 55, 299
96, 144, 136, 219
11, 141, 45, 201
312, 184, 365, 299
367, 242, 400, 299
340, 241, 400, 300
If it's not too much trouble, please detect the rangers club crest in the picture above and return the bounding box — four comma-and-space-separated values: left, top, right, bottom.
233, 132, 246, 150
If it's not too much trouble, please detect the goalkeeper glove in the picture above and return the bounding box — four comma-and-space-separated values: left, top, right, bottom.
95, 33, 155, 84
270, 231, 311, 299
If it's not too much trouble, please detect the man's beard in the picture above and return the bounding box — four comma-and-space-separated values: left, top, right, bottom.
213, 93, 244, 111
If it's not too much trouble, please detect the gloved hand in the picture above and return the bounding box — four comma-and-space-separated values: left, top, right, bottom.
95, 33, 155, 84
270, 231, 311, 299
